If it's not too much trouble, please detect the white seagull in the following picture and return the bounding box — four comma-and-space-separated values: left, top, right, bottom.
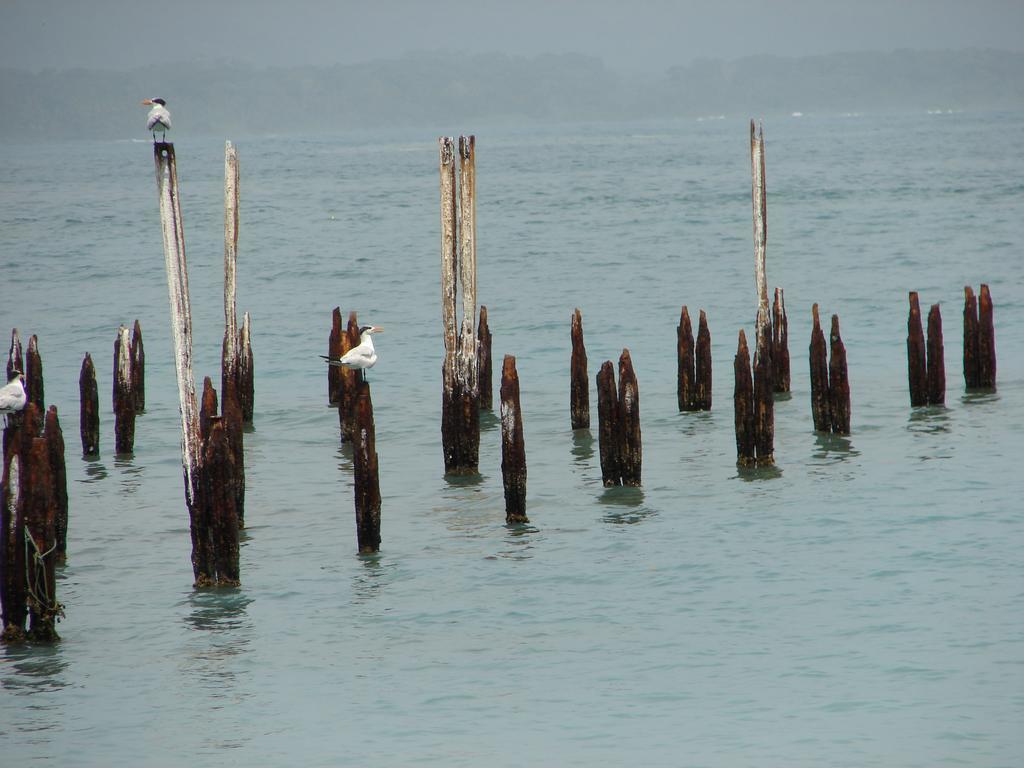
0, 371, 27, 428
142, 98, 172, 142
321, 326, 383, 378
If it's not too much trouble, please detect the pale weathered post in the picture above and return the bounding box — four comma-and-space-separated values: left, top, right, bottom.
113, 325, 135, 454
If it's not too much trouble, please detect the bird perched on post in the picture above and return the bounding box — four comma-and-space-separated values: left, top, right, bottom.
142, 98, 172, 142
321, 326, 383, 379
0, 371, 27, 428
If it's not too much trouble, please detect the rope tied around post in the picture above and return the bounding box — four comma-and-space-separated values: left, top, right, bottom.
24, 527, 64, 624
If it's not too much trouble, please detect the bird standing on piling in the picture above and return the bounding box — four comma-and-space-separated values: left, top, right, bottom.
142, 98, 171, 142
0, 371, 27, 428
321, 326, 383, 377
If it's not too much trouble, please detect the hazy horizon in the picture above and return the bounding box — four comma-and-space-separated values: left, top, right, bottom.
3, 0, 1024, 75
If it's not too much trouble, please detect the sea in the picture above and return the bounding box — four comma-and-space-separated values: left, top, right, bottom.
1, 110, 1022, 767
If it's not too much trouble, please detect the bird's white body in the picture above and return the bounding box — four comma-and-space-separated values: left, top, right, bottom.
143, 98, 171, 140
322, 326, 383, 371
0, 373, 27, 427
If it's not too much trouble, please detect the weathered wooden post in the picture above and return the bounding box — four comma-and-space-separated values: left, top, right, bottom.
221, 140, 246, 527
79, 353, 99, 456
926, 303, 945, 405
328, 307, 343, 405
131, 320, 145, 413
570, 308, 590, 429
239, 312, 254, 424
478, 306, 493, 411
43, 407, 68, 565
197, 378, 240, 586
500, 355, 528, 523
154, 141, 236, 587
907, 291, 928, 406
7, 329, 23, 383
750, 120, 773, 387
963, 286, 979, 389
809, 305, 831, 432
733, 330, 756, 466
677, 306, 696, 411
1, 420, 28, 641
695, 310, 712, 410
618, 350, 642, 486
24, 431, 60, 641
25, 335, 43, 412
113, 325, 135, 454
978, 284, 996, 388
439, 135, 480, 473
352, 381, 381, 554
337, 311, 360, 442
772, 288, 790, 393
828, 314, 851, 434
596, 360, 620, 486
752, 324, 775, 465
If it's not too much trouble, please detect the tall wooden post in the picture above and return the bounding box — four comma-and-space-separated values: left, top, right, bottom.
926, 304, 945, 406
113, 325, 135, 454
79, 353, 99, 456
353, 382, 381, 554
750, 120, 773, 388
500, 355, 528, 523
570, 308, 590, 429
221, 140, 245, 528
907, 291, 928, 406
809, 305, 830, 432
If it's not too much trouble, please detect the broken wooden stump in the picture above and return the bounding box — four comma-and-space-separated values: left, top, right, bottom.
926, 303, 945, 406
239, 312, 254, 424
678, 307, 712, 411
7, 328, 23, 383
500, 355, 528, 524
43, 407, 68, 565
828, 314, 851, 435
809, 305, 830, 432
1, 428, 27, 641
352, 381, 381, 554
734, 330, 756, 466
195, 378, 240, 586
772, 288, 790, 393
596, 361, 620, 486
695, 310, 712, 410
570, 308, 590, 429
113, 325, 136, 454
25, 335, 43, 412
478, 306, 493, 411
907, 292, 928, 406
131, 320, 145, 412
79, 353, 100, 456
752, 322, 775, 465
595, 351, 642, 486
963, 286, 980, 389
337, 311, 360, 442
964, 284, 996, 390
439, 135, 480, 474
328, 307, 343, 405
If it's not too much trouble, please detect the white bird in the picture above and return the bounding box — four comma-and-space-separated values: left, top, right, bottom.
0, 371, 27, 428
321, 326, 383, 378
142, 98, 171, 142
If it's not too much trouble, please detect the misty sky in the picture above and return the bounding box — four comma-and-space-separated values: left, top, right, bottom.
2, 0, 1023, 73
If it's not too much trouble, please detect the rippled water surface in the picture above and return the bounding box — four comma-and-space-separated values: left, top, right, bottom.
2, 112, 1023, 766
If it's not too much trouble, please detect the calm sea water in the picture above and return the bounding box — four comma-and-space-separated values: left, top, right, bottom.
1, 111, 1023, 767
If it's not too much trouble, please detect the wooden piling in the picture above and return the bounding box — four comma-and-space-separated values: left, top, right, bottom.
926, 303, 945, 406
239, 312, 254, 424
1, 434, 27, 641
695, 310, 712, 411
7, 328, 23, 382
328, 307, 342, 405
500, 355, 528, 523
809, 304, 831, 432
439, 136, 480, 473
618, 349, 642, 486
131, 320, 145, 413
43, 407, 68, 565
907, 291, 928, 407
113, 325, 136, 452
25, 335, 43, 412
963, 286, 980, 389
677, 306, 696, 411
79, 353, 99, 456
772, 287, 790, 393
570, 308, 590, 429
733, 330, 756, 466
752, 322, 775, 466
221, 144, 246, 528
828, 314, 851, 434
478, 306, 493, 411
978, 284, 996, 389
596, 360, 620, 486
337, 312, 360, 442
24, 434, 60, 641
113, 325, 135, 454
352, 382, 381, 554
196, 378, 240, 586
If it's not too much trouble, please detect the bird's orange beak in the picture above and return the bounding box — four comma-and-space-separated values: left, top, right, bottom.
142, 99, 153, 106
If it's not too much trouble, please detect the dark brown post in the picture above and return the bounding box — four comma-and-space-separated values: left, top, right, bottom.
113, 325, 135, 454
338, 312, 360, 442
677, 306, 695, 411
500, 355, 528, 523
772, 288, 790, 392
752, 324, 775, 465
24, 434, 60, 641
926, 303, 945, 406
201, 418, 240, 586
695, 310, 712, 411
131, 320, 145, 413
618, 349, 642, 486
25, 335, 43, 412
79, 353, 99, 456
809, 304, 830, 432
978, 284, 996, 389
352, 382, 381, 554
7, 328, 23, 382
43, 407, 68, 565
734, 330, 756, 466
596, 360, 620, 486
570, 308, 590, 429
328, 307, 342, 405
1, 433, 27, 641
478, 306, 493, 411
963, 286, 980, 389
907, 291, 927, 406
239, 312, 254, 424
828, 315, 850, 434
